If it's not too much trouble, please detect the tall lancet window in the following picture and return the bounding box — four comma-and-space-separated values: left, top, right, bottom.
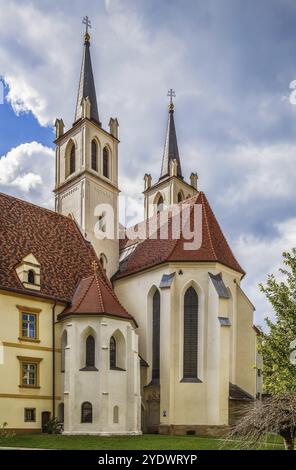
110, 336, 117, 369
103, 147, 109, 178
69, 143, 76, 175
183, 287, 198, 380
85, 335, 95, 368
156, 195, 164, 214
91, 140, 98, 171
152, 290, 160, 382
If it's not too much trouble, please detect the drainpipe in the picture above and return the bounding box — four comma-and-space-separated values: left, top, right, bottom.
52, 303, 57, 419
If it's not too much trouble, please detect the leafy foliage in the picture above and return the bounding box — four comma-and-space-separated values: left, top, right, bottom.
44, 418, 63, 434
0, 422, 16, 439
258, 249, 296, 394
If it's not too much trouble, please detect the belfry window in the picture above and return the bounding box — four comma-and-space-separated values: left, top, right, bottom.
183, 287, 199, 380
156, 195, 164, 213
103, 147, 109, 179
69, 144, 76, 175
91, 140, 98, 171
152, 290, 160, 382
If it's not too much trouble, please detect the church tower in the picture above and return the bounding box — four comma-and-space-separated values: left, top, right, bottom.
54, 18, 119, 278
143, 90, 198, 219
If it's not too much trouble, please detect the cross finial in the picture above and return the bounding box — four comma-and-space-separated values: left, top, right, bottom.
167, 88, 176, 111
82, 16, 92, 43
82, 16, 92, 34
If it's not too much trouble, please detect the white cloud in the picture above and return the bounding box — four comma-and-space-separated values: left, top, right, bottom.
235, 218, 296, 327
0, 142, 54, 207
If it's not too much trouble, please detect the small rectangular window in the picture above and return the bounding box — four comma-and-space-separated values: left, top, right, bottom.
21, 313, 37, 339
22, 362, 37, 386
24, 408, 36, 422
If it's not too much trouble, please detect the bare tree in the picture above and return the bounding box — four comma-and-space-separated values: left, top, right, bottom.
225, 394, 296, 450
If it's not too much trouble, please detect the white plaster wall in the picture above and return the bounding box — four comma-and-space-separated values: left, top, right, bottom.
114, 261, 244, 427
61, 315, 141, 435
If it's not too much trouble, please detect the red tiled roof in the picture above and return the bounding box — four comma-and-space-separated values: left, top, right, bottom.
59, 272, 134, 323
115, 192, 245, 279
0, 193, 103, 301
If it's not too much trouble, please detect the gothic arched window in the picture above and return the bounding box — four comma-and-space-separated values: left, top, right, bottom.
156, 195, 164, 213
69, 144, 76, 175
183, 287, 198, 380
86, 335, 95, 368
28, 270, 35, 284
81, 402, 92, 423
61, 330, 67, 373
152, 290, 160, 382
103, 147, 109, 179
178, 191, 184, 203
91, 139, 98, 171
110, 336, 116, 369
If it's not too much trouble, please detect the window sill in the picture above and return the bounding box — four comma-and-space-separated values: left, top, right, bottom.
19, 385, 40, 389
110, 366, 126, 372
18, 337, 40, 343
79, 366, 98, 372
180, 377, 202, 383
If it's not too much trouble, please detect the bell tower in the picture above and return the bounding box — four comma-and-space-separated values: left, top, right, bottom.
144, 90, 198, 219
54, 17, 119, 278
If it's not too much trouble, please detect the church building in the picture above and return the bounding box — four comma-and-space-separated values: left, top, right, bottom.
0, 22, 259, 436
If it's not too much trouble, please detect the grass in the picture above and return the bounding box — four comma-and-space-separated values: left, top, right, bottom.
0, 434, 285, 450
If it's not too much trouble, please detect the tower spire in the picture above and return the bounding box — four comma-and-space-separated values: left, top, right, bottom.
160, 89, 183, 180
74, 16, 101, 125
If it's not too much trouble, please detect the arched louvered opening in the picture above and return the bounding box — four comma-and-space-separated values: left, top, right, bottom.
99, 253, 107, 270
81, 402, 92, 423
103, 147, 109, 178
183, 287, 198, 380
156, 195, 164, 213
91, 139, 98, 171
69, 144, 75, 175
178, 191, 184, 203
85, 335, 95, 368
152, 290, 160, 382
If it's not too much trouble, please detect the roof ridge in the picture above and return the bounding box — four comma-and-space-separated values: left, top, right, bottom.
72, 277, 93, 313
201, 191, 244, 274
94, 272, 105, 311
200, 192, 217, 260
0, 191, 73, 222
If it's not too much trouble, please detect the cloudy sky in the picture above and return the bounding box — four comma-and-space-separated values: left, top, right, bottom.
1, 0, 296, 327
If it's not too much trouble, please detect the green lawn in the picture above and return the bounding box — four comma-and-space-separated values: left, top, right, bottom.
0, 434, 284, 450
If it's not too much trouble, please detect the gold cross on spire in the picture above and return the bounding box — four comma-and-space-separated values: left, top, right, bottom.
82, 16, 92, 42
167, 88, 176, 111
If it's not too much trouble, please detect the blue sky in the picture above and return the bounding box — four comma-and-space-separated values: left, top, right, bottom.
1, 0, 296, 326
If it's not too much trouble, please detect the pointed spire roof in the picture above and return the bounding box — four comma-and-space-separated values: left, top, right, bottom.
74, 30, 100, 125
160, 91, 183, 180
59, 263, 136, 324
